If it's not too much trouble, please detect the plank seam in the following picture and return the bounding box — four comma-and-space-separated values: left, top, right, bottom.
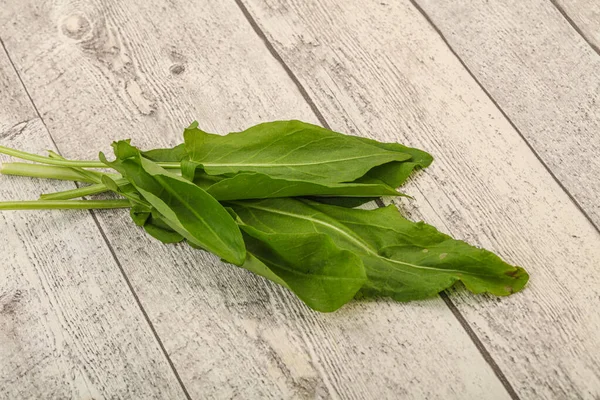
408, 0, 600, 236
86, 211, 192, 400
235, 2, 519, 398
0, 36, 192, 400
233, 0, 331, 130
378, 195, 519, 399
439, 293, 520, 400
549, 0, 600, 57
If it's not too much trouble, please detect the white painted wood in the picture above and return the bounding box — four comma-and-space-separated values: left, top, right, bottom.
240, 0, 600, 398
0, 51, 186, 399
555, 0, 600, 52
414, 0, 600, 229
0, 51, 32, 133
0, 0, 512, 398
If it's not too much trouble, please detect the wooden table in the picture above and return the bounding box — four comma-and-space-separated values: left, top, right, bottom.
1, 1, 599, 398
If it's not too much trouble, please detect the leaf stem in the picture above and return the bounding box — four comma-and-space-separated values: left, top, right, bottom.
0, 199, 131, 210
0, 145, 181, 169
40, 183, 112, 200
0, 162, 102, 183
43, 151, 106, 184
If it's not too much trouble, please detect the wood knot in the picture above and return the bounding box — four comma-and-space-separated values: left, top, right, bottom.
169, 63, 185, 75
125, 80, 157, 116
0, 289, 23, 315
61, 13, 91, 39
168, 49, 187, 63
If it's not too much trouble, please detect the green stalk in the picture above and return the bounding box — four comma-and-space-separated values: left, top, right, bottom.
1, 162, 124, 184
0, 162, 100, 183
0, 145, 180, 169
40, 183, 112, 200
0, 145, 106, 167
39, 176, 131, 200
45, 151, 105, 184
0, 199, 131, 210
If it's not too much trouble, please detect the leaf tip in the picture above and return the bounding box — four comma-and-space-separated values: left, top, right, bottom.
503, 266, 529, 294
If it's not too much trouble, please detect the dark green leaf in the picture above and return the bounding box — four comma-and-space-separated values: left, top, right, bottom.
204, 171, 401, 200
236, 224, 366, 312
354, 138, 433, 187
100, 174, 142, 204
143, 210, 185, 244
308, 197, 376, 208
102, 141, 246, 265
192, 169, 224, 190
227, 198, 528, 301
130, 204, 151, 226
105, 177, 184, 243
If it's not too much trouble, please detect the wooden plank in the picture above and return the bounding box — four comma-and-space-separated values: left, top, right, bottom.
239, 0, 600, 398
0, 50, 32, 132
0, 0, 512, 398
0, 50, 186, 398
554, 0, 600, 53
414, 0, 600, 229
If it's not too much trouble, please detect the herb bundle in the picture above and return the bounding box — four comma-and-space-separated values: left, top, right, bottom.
0, 120, 528, 311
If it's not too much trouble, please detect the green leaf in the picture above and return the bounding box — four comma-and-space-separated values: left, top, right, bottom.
239, 254, 290, 288
130, 196, 185, 244
192, 169, 224, 190
308, 197, 376, 208
183, 120, 411, 183
236, 224, 366, 312
130, 204, 151, 226
142, 143, 187, 162
183, 122, 204, 160
181, 159, 201, 181
103, 141, 246, 265
227, 198, 528, 301
100, 174, 141, 204
204, 171, 402, 200
354, 138, 433, 187
143, 210, 185, 244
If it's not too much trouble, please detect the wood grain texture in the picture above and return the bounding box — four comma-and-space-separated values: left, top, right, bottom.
240, 0, 600, 398
0, 51, 186, 399
554, 0, 600, 53
415, 0, 600, 230
0, 0, 513, 398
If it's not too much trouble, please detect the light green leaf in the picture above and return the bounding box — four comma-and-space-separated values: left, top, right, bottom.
142, 143, 187, 162
354, 138, 433, 187
183, 120, 411, 183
